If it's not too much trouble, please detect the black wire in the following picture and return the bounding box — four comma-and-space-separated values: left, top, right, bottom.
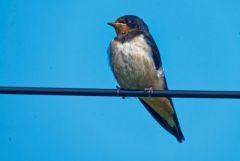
1, 86, 240, 99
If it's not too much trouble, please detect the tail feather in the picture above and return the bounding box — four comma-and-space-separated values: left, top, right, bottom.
139, 98, 185, 142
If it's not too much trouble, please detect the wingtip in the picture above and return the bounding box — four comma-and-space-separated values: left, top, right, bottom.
138, 98, 185, 143
176, 136, 185, 143
174, 126, 185, 143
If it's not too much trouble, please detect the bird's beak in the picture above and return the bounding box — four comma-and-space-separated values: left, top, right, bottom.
107, 22, 116, 27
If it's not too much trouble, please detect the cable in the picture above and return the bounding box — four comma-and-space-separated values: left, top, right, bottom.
1, 86, 240, 99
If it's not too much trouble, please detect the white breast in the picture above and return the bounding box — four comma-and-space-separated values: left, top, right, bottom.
109, 34, 164, 89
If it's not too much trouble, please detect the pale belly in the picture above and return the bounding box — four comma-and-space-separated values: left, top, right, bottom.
109, 35, 175, 127
109, 35, 165, 90
112, 53, 156, 89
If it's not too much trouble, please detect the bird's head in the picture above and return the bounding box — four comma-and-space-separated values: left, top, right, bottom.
108, 15, 149, 35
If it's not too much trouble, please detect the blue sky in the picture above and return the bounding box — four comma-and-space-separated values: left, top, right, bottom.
1, 0, 240, 161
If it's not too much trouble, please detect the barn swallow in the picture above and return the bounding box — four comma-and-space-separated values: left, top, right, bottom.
107, 15, 185, 142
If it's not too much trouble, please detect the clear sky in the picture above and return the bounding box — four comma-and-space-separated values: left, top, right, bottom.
1, 0, 240, 161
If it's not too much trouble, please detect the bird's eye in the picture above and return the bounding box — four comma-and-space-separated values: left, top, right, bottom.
126, 19, 131, 24
126, 19, 136, 28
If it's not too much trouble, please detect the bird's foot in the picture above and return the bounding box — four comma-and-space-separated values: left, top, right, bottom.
144, 87, 154, 97
116, 85, 125, 99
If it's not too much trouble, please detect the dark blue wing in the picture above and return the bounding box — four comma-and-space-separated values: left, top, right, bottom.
142, 33, 185, 142
143, 33, 162, 70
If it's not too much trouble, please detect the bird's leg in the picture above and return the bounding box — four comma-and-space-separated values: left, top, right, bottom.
144, 87, 154, 97
116, 85, 125, 99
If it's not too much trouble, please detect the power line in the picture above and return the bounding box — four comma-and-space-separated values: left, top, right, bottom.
0, 86, 240, 99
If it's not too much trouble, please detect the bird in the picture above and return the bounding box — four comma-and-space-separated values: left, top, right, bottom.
107, 15, 184, 142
